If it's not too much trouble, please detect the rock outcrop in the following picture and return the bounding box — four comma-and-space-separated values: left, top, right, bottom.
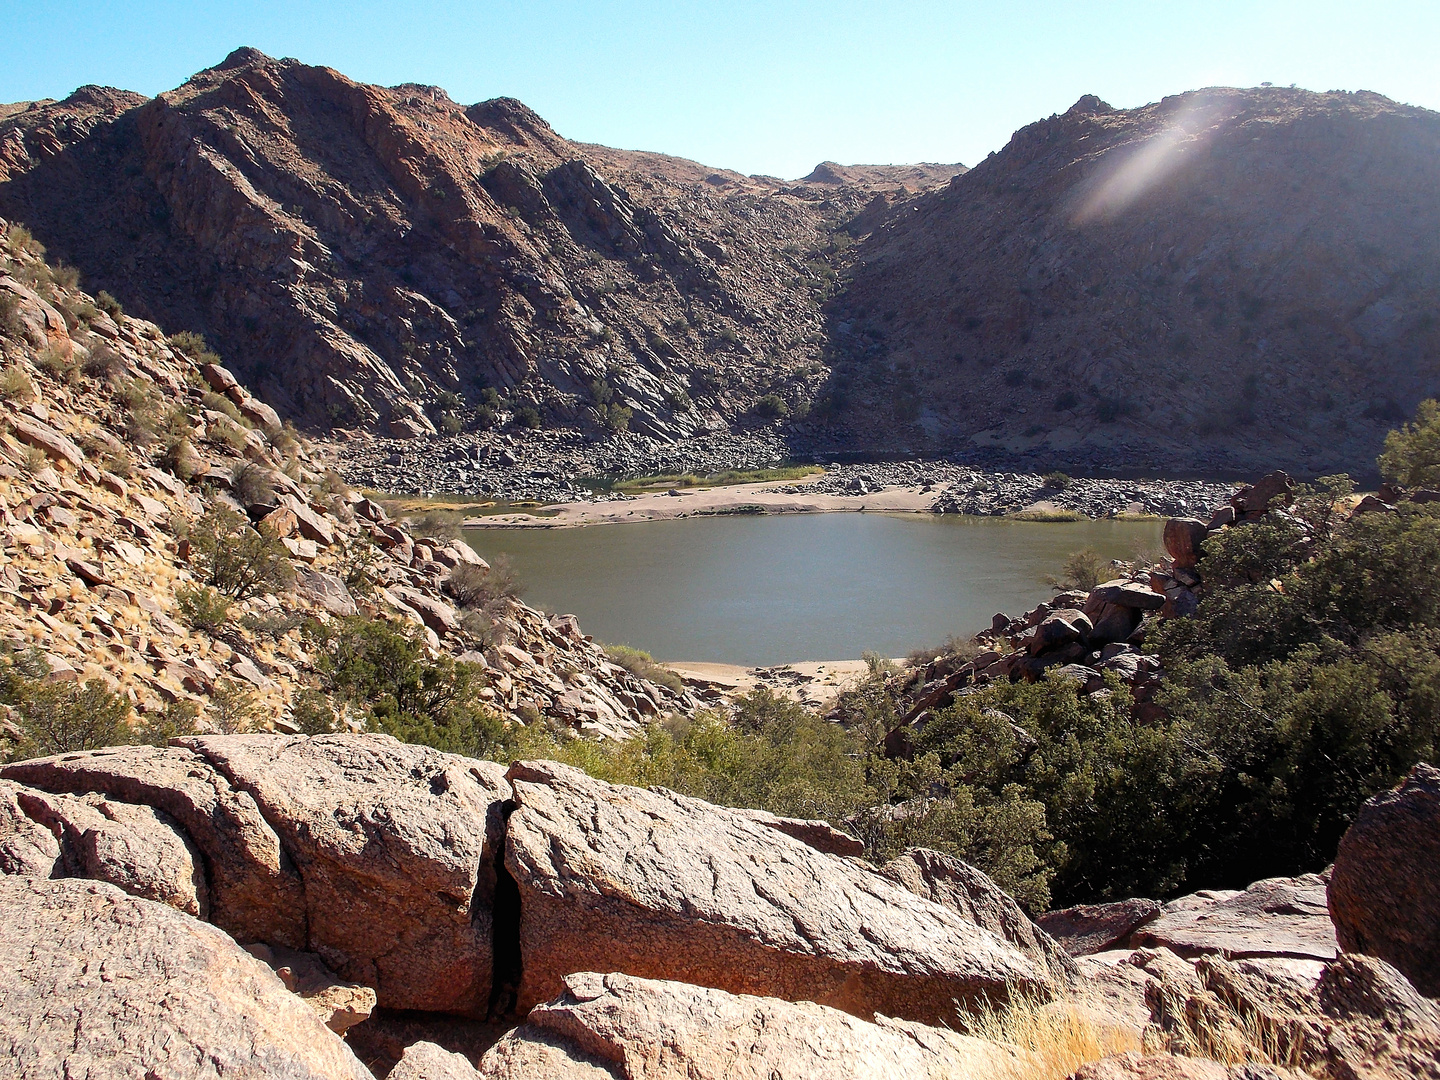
478, 971, 1028, 1080
1328, 762, 1440, 995
1130, 876, 1338, 962
0, 875, 372, 1080
502, 759, 1051, 1024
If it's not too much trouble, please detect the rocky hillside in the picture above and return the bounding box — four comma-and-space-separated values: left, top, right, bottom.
0, 216, 691, 744
828, 88, 1440, 475
0, 48, 957, 443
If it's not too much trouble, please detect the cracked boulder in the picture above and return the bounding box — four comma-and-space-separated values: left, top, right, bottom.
2, 744, 307, 946
175, 733, 512, 1015
479, 971, 1030, 1080
0, 876, 371, 1080
503, 760, 1051, 1025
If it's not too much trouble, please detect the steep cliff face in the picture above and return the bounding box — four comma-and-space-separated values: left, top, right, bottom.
827, 88, 1440, 474
0, 48, 956, 443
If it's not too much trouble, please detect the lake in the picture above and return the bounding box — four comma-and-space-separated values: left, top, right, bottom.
463, 513, 1162, 666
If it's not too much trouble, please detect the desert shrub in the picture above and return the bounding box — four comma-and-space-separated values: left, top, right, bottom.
202, 390, 243, 422
474, 404, 496, 429
209, 416, 250, 453
1045, 548, 1107, 591
444, 553, 525, 609
95, 290, 123, 319
439, 411, 463, 435
906, 634, 982, 667
304, 616, 511, 759
515, 405, 541, 429
232, 463, 277, 508
1042, 471, 1072, 491
160, 437, 204, 482
239, 611, 305, 638
50, 263, 80, 290
134, 700, 201, 746
0, 365, 37, 402
186, 506, 295, 600
754, 393, 789, 419
34, 344, 77, 383
20, 445, 49, 474
0, 293, 22, 339
3, 224, 42, 257
291, 689, 338, 735
411, 510, 461, 542
601, 402, 632, 432
82, 345, 126, 384
176, 583, 233, 634
603, 644, 684, 694
1, 649, 133, 760
210, 678, 263, 734
1378, 397, 1440, 489
169, 330, 220, 366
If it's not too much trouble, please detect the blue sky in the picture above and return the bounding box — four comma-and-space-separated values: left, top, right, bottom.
2, 2, 1436, 179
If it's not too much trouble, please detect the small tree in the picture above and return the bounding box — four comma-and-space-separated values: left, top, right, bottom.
176, 584, 233, 635
187, 507, 295, 600
1, 650, 133, 759
1045, 548, 1106, 592
1378, 398, 1440, 489
210, 678, 263, 734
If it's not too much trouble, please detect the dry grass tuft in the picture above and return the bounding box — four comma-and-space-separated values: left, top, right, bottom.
963, 987, 1141, 1080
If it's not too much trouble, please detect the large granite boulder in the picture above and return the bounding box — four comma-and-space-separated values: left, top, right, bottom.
2, 744, 307, 946
479, 971, 1029, 1080
502, 760, 1050, 1025
0, 876, 371, 1080
1129, 875, 1337, 961
1328, 763, 1440, 995
175, 734, 511, 1015
881, 846, 1079, 980
0, 779, 61, 876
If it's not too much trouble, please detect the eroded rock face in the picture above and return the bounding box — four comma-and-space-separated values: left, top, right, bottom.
176, 733, 512, 1015
0, 876, 372, 1080
479, 971, 1028, 1080
881, 847, 1079, 981
389, 1041, 483, 1080
0, 779, 60, 875
1329, 762, 1440, 995
1, 744, 307, 946
502, 760, 1050, 1025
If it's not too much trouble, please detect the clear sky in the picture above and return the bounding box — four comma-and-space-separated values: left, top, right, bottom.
2, 1, 1435, 179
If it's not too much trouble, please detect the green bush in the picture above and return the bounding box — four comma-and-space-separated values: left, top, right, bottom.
1378, 398, 1440, 488
445, 554, 524, 608
304, 616, 511, 760
186, 506, 295, 600
1045, 548, 1107, 591
176, 583, 233, 635
1, 649, 133, 760
0, 294, 23, 339
754, 394, 789, 419
515, 406, 541, 429
0, 366, 37, 402
1042, 471, 1072, 491
210, 678, 263, 734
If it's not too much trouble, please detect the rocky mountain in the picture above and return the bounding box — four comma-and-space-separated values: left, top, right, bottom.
827, 87, 1440, 475
0, 215, 691, 741
2, 55, 1435, 479
0, 47, 958, 444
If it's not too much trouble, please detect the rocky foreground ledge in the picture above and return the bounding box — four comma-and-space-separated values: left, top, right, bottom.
2, 733, 1437, 1079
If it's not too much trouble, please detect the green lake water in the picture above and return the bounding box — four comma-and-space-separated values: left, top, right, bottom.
464, 513, 1162, 666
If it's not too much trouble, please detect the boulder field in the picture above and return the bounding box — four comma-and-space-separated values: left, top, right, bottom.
1, 735, 1436, 1079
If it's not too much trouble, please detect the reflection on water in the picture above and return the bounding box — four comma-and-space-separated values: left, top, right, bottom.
464, 513, 1162, 666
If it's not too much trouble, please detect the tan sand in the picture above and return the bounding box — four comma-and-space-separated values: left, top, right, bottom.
662, 658, 899, 710
465, 480, 945, 528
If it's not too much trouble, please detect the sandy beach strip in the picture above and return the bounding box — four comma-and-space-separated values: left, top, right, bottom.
662, 658, 892, 709
465, 480, 940, 527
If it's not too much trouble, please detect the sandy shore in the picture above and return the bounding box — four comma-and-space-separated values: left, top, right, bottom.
662, 658, 891, 710
466, 480, 940, 527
